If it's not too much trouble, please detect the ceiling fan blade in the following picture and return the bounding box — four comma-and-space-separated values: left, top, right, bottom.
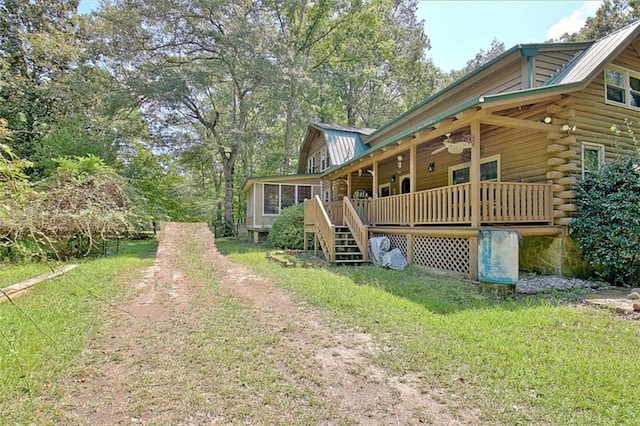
432, 145, 446, 155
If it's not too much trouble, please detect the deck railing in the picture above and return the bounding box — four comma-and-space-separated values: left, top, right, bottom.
342, 197, 369, 261
323, 201, 343, 226
358, 182, 553, 226
304, 195, 335, 261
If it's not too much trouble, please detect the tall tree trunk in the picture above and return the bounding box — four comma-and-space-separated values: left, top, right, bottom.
282, 84, 297, 173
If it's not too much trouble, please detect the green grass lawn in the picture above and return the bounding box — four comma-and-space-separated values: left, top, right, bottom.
216, 239, 640, 425
0, 240, 157, 421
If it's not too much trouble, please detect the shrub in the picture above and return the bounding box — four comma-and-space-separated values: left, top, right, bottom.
570, 156, 640, 285
268, 203, 304, 249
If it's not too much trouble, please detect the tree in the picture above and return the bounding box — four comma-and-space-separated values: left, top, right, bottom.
315, 0, 437, 127
447, 38, 505, 82
0, 0, 87, 160
560, 0, 640, 41
95, 0, 278, 225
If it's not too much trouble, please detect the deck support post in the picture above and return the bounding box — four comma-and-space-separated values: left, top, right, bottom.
409, 144, 417, 227
373, 160, 379, 199
470, 119, 481, 228
469, 236, 478, 281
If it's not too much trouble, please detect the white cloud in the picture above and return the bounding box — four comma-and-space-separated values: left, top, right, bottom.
546, 1, 603, 40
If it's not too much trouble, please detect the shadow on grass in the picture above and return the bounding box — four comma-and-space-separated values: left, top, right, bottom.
216, 238, 584, 316
335, 263, 585, 315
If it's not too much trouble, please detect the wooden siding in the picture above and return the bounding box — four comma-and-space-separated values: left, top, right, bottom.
298, 128, 329, 174
534, 49, 584, 86
366, 54, 525, 148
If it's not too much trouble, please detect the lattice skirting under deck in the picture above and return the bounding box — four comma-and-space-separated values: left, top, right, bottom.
371, 232, 470, 276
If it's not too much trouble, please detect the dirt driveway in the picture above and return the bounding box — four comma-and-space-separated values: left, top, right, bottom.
54, 223, 475, 425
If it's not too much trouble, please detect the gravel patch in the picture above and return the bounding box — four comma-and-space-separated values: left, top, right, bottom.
516, 274, 605, 294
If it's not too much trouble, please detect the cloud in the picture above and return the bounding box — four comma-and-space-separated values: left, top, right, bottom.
546, 1, 604, 40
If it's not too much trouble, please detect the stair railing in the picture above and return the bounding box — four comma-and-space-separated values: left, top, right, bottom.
308, 195, 335, 262
343, 196, 369, 262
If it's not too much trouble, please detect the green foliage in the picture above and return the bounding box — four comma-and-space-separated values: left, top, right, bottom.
268, 204, 305, 249
1, 156, 137, 260
571, 156, 640, 285
561, 0, 640, 41
447, 38, 505, 80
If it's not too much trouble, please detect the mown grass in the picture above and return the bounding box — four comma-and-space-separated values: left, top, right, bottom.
0, 240, 157, 422
216, 239, 640, 425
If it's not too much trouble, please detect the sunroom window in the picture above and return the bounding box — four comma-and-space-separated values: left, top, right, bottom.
605, 66, 640, 108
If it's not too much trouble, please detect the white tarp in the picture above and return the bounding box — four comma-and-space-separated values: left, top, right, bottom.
368, 236, 407, 270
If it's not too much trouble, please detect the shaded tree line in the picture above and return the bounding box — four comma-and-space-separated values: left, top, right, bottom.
1, 0, 626, 253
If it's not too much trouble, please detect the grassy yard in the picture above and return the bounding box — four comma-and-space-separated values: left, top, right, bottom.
217, 239, 640, 425
0, 240, 157, 421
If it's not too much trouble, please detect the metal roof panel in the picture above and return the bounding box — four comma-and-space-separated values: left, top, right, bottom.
546, 21, 640, 86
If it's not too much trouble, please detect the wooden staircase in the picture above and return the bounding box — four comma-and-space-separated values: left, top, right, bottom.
333, 226, 366, 264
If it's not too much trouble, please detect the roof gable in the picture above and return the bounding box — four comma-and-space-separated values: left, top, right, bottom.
546, 20, 640, 86
297, 123, 373, 173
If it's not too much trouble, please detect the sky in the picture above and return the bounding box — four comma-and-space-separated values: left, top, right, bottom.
78, 0, 603, 71
417, 0, 603, 70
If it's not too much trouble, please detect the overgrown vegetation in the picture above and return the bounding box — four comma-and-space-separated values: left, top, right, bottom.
571, 155, 640, 285
217, 239, 640, 425
0, 154, 140, 260
268, 204, 305, 249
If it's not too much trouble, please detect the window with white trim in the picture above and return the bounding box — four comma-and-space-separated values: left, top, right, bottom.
605, 66, 640, 108
448, 155, 500, 185
378, 183, 390, 198
320, 148, 329, 171
263, 184, 313, 215
307, 155, 316, 173
582, 142, 604, 177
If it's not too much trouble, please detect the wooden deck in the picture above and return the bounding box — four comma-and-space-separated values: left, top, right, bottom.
304, 182, 557, 273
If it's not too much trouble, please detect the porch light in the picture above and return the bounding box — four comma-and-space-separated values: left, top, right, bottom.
428, 162, 435, 172
397, 155, 403, 169
542, 116, 552, 124
358, 168, 362, 177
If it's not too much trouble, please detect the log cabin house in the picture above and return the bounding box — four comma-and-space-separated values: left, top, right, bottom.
244, 22, 640, 280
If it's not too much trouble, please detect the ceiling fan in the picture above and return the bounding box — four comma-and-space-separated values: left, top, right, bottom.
432, 133, 472, 155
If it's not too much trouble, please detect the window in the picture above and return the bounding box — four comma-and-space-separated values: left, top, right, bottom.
582, 142, 604, 177
379, 183, 390, 198
297, 185, 311, 201
263, 184, 314, 215
605, 66, 640, 108
448, 155, 500, 185
281, 185, 295, 210
264, 184, 279, 215
323, 189, 330, 202
320, 148, 329, 171
307, 155, 316, 173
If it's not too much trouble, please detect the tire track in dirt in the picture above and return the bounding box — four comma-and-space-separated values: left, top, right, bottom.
197, 223, 476, 425
54, 223, 477, 425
